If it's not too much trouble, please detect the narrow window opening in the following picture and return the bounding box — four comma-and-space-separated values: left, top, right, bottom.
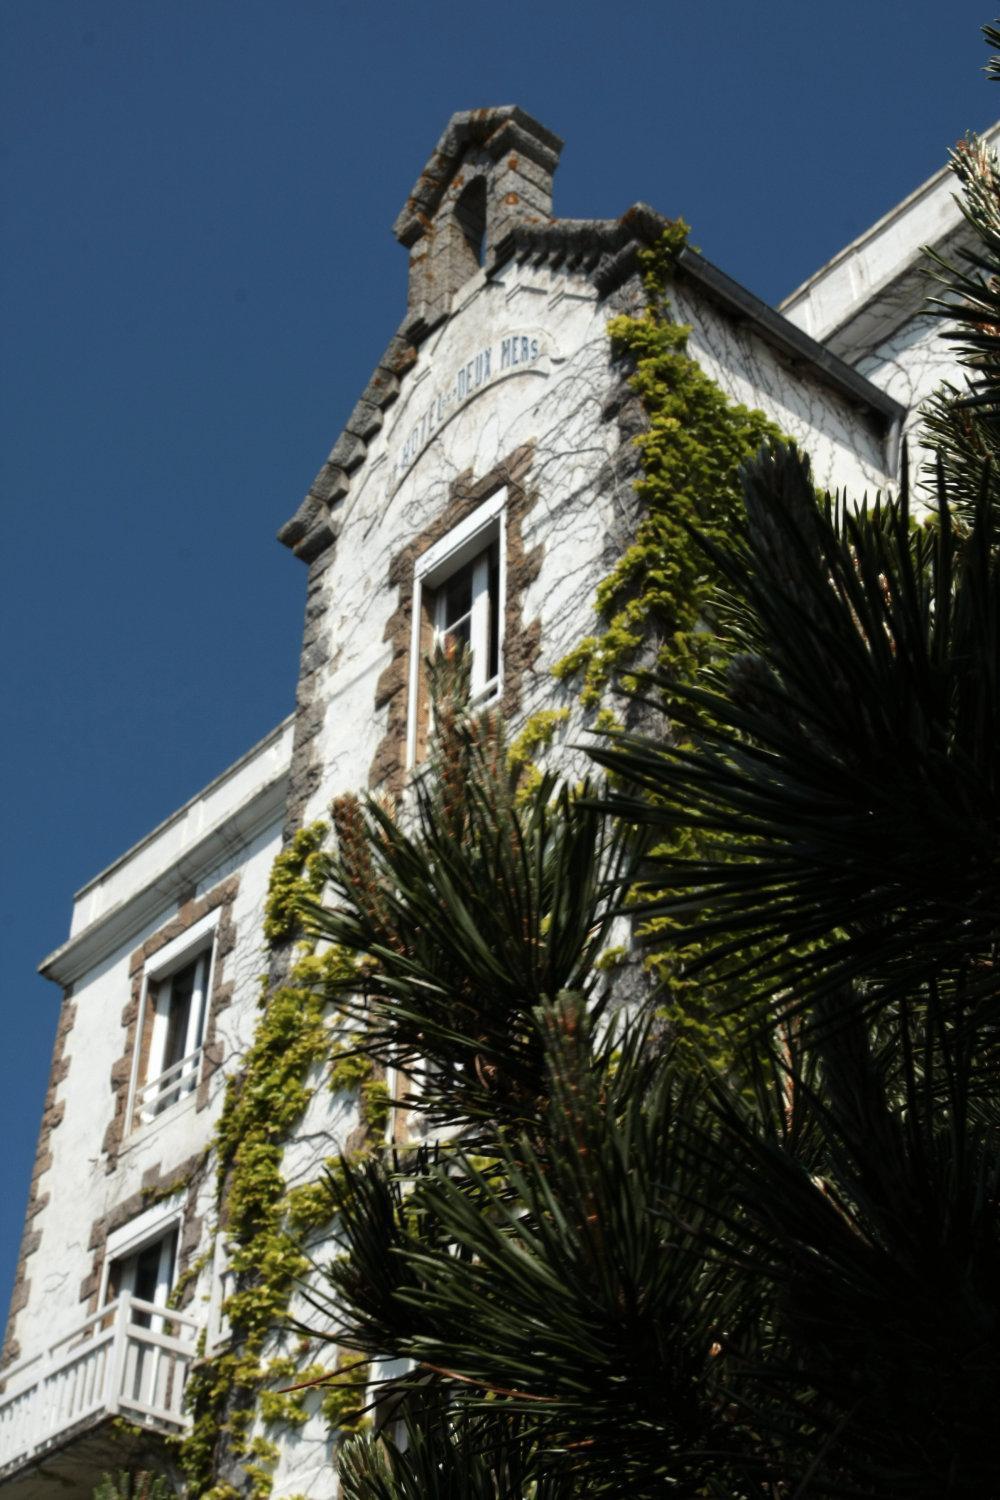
433, 537, 500, 704
105, 1225, 187, 1413
454, 177, 487, 267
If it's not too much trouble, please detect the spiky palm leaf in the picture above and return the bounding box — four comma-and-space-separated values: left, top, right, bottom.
339, 1400, 573, 1500
92, 1476, 173, 1500
926, 129, 1000, 413
594, 442, 1000, 1022
311, 998, 765, 1498
685, 984, 1000, 1495
299, 698, 636, 1138
922, 121, 1000, 519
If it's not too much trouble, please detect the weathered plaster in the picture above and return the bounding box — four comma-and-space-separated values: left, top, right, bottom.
1, 990, 76, 1369
4, 821, 282, 1378
369, 439, 541, 796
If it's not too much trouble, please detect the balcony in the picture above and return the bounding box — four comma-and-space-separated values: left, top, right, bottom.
0, 1294, 199, 1487
133, 1047, 203, 1126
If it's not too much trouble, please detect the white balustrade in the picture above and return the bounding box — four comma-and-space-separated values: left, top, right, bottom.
134, 1047, 203, 1123
0, 1293, 200, 1475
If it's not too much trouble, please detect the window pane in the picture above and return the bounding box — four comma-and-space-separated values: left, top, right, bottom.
133, 1240, 164, 1305
162, 959, 197, 1072
441, 560, 474, 625
443, 615, 471, 656
128, 1229, 178, 1326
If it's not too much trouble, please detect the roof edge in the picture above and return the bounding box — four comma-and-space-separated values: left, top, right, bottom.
279, 207, 904, 566
41, 766, 290, 987
72, 714, 294, 903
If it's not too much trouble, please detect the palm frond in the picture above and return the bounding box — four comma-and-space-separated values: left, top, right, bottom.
315, 997, 766, 1497
594, 442, 1000, 1020
300, 700, 637, 1138
338, 1399, 573, 1500
688, 982, 1000, 1494
926, 131, 1000, 414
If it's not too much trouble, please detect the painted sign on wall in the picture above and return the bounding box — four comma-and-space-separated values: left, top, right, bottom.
386, 330, 546, 492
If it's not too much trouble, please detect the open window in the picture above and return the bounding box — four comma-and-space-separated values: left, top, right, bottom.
102, 1197, 184, 1324
433, 538, 500, 689
150, 949, 211, 1112
108, 1226, 178, 1329
127, 910, 217, 1130
406, 490, 506, 767
101, 1205, 191, 1415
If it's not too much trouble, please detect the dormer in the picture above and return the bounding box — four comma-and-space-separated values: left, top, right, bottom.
393, 106, 564, 326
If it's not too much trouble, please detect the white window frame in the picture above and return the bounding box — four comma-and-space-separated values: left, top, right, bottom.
406, 489, 507, 769
100, 1197, 184, 1329
124, 909, 219, 1133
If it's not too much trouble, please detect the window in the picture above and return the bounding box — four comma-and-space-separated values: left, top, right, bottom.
102, 1198, 185, 1324
433, 539, 500, 693
108, 1226, 178, 1328
407, 491, 506, 767
150, 949, 211, 1113
102, 1210, 187, 1412
127, 911, 217, 1130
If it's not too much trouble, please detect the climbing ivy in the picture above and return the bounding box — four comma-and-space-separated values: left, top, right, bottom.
261, 823, 329, 945
179, 823, 383, 1500
555, 220, 783, 707
553, 223, 788, 1062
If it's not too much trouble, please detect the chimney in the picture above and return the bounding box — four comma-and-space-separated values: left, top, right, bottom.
393, 107, 564, 327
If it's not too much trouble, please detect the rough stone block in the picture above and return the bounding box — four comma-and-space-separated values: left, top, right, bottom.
362, 367, 400, 408
374, 656, 406, 709
327, 431, 366, 473
345, 399, 384, 442
309, 464, 350, 507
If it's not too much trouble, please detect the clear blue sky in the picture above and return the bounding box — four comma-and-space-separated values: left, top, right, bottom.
0, 0, 993, 1322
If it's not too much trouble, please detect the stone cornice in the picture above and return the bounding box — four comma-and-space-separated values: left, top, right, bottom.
39, 765, 289, 988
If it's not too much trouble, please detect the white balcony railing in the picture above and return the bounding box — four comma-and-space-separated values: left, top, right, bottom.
134, 1046, 203, 1124
0, 1294, 200, 1476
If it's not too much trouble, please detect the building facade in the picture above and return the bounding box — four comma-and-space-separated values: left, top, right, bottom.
1, 107, 993, 1497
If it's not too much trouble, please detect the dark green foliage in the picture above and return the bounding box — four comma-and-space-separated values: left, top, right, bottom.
594, 441, 1000, 1020
92, 1474, 174, 1500
314, 999, 759, 1497
922, 127, 1000, 526
928, 129, 1000, 413
299, 682, 635, 1141
339, 1401, 573, 1500
694, 989, 1000, 1495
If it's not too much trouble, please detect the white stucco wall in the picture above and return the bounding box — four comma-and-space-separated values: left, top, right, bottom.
7, 724, 293, 1381
780, 121, 1000, 512
294, 256, 627, 822
780, 121, 1000, 350
675, 278, 892, 498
